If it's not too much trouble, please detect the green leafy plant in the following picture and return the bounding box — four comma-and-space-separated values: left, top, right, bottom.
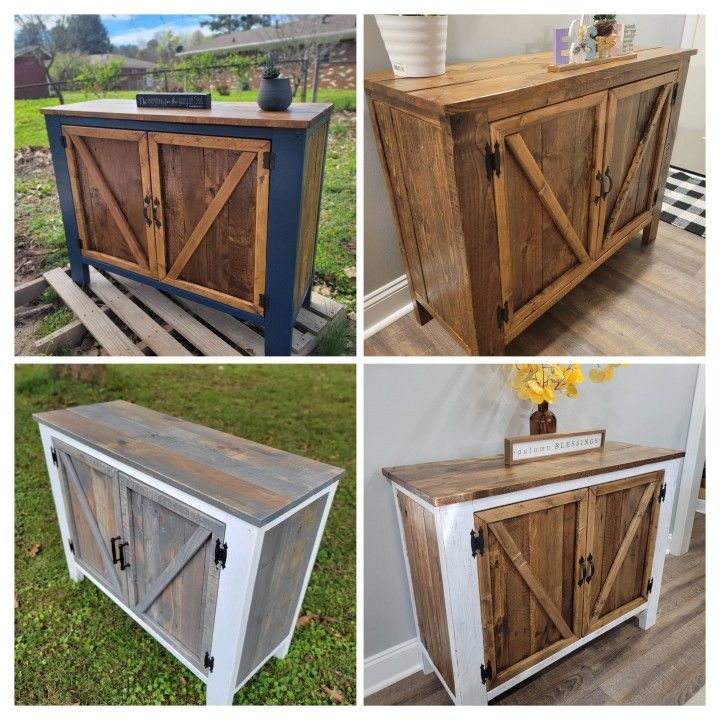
261, 55, 281, 80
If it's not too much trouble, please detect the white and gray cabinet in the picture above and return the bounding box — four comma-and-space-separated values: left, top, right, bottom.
35, 400, 344, 705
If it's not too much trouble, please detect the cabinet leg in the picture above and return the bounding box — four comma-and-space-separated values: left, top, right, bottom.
70, 261, 90, 288
638, 606, 657, 630
414, 300, 432, 326
273, 633, 293, 660
263, 318, 294, 356
68, 564, 84, 583
642, 216, 660, 246
421, 651, 434, 675
205, 679, 236, 706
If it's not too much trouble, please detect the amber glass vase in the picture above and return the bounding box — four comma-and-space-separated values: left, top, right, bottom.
529, 401, 557, 435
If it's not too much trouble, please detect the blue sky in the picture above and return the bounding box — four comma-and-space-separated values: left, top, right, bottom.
100, 14, 209, 46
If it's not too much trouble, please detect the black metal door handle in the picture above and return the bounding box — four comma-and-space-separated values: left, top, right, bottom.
118, 541, 130, 571
594, 170, 604, 204
586, 553, 595, 583
142, 195, 152, 226
578, 557, 586, 586
152, 198, 161, 229
110, 536, 121, 564
602, 167, 613, 198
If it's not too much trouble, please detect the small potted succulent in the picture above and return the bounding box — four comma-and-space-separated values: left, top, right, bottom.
257, 55, 292, 111
375, 15, 448, 78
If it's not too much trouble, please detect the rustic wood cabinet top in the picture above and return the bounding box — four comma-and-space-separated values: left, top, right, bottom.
34, 400, 344, 525
41, 98, 333, 129
365, 48, 695, 115
383, 441, 684, 506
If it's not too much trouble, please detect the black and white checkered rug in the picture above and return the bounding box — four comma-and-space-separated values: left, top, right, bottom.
661, 167, 706, 237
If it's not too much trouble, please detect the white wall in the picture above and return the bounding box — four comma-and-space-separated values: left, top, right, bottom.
364, 14, 692, 298
363, 363, 700, 659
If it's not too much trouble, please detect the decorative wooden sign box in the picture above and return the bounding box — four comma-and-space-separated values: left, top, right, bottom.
41, 100, 333, 355
34, 401, 344, 705
366, 48, 696, 354
504, 428, 606, 465
383, 441, 684, 704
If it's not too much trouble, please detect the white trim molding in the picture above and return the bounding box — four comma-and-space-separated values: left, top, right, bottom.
363, 638, 422, 697
363, 274, 412, 339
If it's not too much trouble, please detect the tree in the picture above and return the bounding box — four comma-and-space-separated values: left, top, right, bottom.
155, 30, 183, 64
14, 15, 65, 103
200, 14, 271, 35
112, 43, 140, 58
52, 15, 111, 54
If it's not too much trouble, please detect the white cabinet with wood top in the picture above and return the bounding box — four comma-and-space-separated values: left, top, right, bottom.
382, 442, 684, 704
34, 400, 344, 705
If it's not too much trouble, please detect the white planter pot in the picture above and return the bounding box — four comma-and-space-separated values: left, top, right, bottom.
375, 15, 448, 78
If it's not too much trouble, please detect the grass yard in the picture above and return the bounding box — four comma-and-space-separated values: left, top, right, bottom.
15, 364, 356, 705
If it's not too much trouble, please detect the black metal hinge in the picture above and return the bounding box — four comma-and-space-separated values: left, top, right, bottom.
470, 528, 484, 558
647, 577, 654, 594
659, 483, 667, 503
214, 539, 228, 569
259, 293, 269, 310
204, 651, 215, 673
485, 141, 501, 180
263, 151, 275, 170
496, 301, 509, 328
671, 82, 679, 105
51, 446, 58, 466
653, 188, 659, 206
481, 661, 493, 684
68, 540, 75, 555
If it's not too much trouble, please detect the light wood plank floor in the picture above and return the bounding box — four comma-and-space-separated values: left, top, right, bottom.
365, 224, 705, 356
365, 513, 705, 706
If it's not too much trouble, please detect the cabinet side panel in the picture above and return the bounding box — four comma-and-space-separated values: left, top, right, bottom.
295, 123, 328, 307
237, 495, 326, 682
397, 493, 455, 693
389, 108, 476, 351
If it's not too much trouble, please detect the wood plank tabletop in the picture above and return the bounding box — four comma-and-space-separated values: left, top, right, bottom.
35, 400, 344, 525
41, 98, 333, 129
383, 441, 684, 507
365, 48, 696, 114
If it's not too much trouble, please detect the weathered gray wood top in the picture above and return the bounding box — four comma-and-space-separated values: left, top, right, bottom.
383, 441, 684, 506
41, 98, 333, 129
35, 400, 343, 525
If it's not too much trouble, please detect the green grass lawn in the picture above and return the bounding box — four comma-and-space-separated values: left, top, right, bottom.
15, 364, 356, 705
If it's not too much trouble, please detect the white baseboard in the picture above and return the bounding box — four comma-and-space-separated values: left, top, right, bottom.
363, 275, 413, 339
363, 638, 422, 697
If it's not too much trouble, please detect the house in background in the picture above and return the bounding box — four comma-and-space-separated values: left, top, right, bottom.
15, 47, 51, 99
178, 14, 356, 91
86, 54, 158, 90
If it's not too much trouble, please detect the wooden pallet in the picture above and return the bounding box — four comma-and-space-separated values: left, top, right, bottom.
17, 267, 346, 356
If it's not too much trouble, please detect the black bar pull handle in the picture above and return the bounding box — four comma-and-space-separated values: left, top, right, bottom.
142, 195, 152, 226
594, 170, 604, 204
578, 556, 586, 586
110, 536, 121, 564
118, 541, 130, 571
586, 553, 595, 583
152, 197, 161, 228
602, 166, 613, 198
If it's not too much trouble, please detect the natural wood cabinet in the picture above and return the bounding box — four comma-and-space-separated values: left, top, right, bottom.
383, 442, 683, 704
366, 49, 695, 354
43, 100, 332, 355
36, 401, 343, 704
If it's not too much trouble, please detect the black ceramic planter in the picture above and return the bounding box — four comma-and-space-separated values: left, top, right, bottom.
257, 78, 293, 111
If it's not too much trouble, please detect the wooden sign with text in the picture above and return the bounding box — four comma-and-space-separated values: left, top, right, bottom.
504, 429, 606, 466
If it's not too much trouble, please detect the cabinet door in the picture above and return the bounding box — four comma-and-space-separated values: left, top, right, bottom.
62, 126, 156, 276
149, 133, 270, 316
582, 471, 664, 635
474, 489, 588, 690
598, 72, 677, 252
489, 93, 605, 339
118, 473, 225, 675
54, 440, 128, 601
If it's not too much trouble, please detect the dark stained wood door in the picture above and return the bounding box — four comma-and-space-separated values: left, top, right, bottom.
54, 440, 128, 601
118, 472, 225, 675
474, 489, 588, 689
489, 93, 606, 340
149, 133, 270, 316
598, 72, 677, 253
62, 126, 156, 276
582, 471, 664, 635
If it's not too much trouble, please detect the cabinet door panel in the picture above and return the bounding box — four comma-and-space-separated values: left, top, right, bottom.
474, 489, 587, 689
54, 440, 127, 601
599, 72, 677, 252
62, 126, 155, 276
582, 471, 664, 634
118, 473, 225, 675
149, 133, 270, 316
490, 93, 605, 338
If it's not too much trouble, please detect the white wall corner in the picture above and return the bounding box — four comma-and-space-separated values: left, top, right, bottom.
363, 638, 422, 697
363, 275, 413, 340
